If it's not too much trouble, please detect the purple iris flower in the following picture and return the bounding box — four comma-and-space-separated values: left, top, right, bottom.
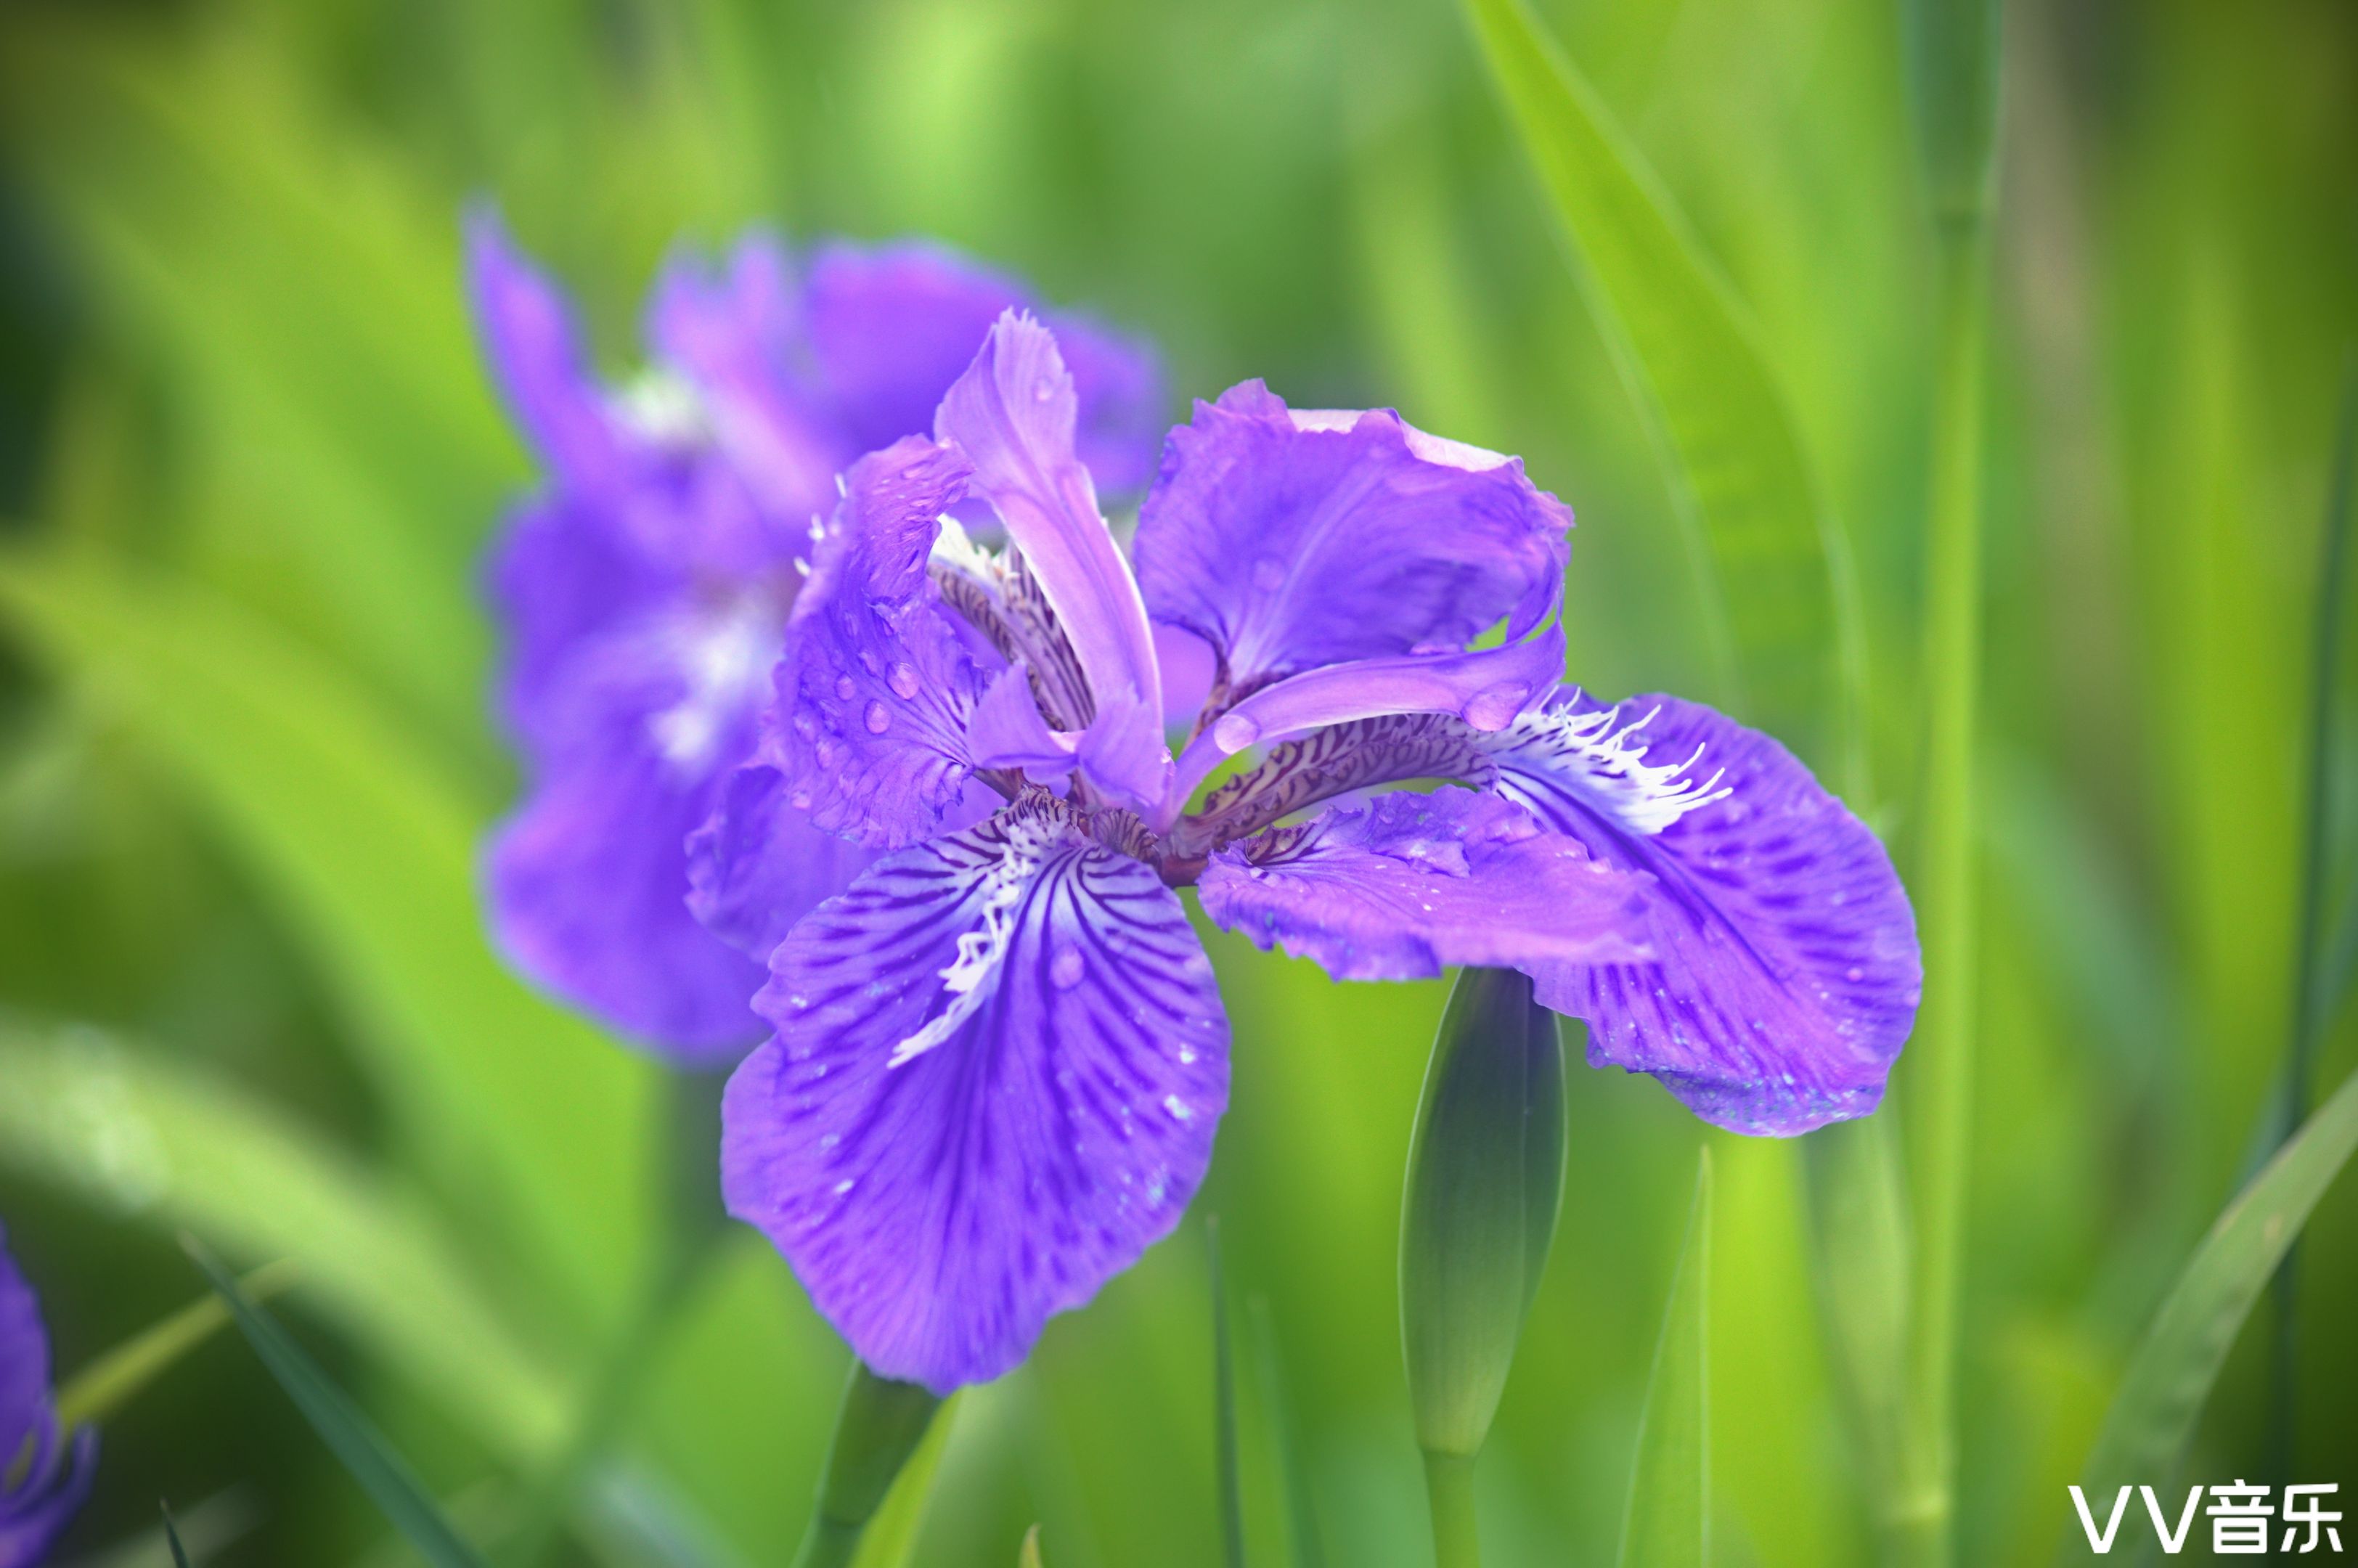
468, 213, 1165, 1061
1, 1224, 95, 1567
709, 314, 1922, 1392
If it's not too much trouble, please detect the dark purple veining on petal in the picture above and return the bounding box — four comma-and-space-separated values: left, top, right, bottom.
1481, 692, 1920, 1135
721, 795, 1228, 1392
1198, 788, 1654, 983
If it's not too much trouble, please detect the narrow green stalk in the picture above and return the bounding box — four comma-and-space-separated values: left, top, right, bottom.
1209, 1218, 1249, 1568
1421, 1450, 1482, 1568
1894, 219, 1993, 1568
790, 1363, 944, 1568
2264, 359, 2358, 1482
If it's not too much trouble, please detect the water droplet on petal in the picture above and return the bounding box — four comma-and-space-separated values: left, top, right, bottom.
1250, 555, 1287, 592
815, 738, 840, 767
1035, 379, 1056, 402
1460, 683, 1524, 732
863, 700, 891, 735
887, 661, 921, 699
1049, 945, 1086, 990
790, 787, 814, 810
834, 674, 857, 701
1212, 711, 1262, 751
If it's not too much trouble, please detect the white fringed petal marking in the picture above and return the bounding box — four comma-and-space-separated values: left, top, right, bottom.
1486, 698, 1731, 836
889, 812, 1058, 1066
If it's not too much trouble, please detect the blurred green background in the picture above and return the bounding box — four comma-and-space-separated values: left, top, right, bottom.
1, 0, 2354, 1564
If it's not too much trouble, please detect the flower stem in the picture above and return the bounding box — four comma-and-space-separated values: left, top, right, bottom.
789, 1363, 943, 1568
1893, 216, 1992, 1568
1421, 1450, 1481, 1568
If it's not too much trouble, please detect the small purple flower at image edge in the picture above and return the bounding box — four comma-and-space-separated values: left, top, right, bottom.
705, 311, 1923, 1395
1, 1222, 97, 1568
465, 211, 1166, 1064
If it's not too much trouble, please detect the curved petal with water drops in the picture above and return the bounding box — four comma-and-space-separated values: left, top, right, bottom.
762, 437, 995, 849
722, 796, 1229, 1393
1198, 787, 1655, 982
1480, 692, 1920, 1135
1133, 383, 1570, 698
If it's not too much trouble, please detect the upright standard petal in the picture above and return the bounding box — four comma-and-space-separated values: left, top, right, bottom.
1, 1225, 95, 1568
1133, 383, 1570, 697
722, 796, 1230, 1392
647, 234, 841, 528
1198, 788, 1654, 982
762, 437, 991, 847
464, 206, 625, 489
935, 314, 1169, 812
1480, 692, 1920, 1135
805, 244, 1166, 493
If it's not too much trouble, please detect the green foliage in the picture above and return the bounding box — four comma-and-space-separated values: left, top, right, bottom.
2073, 1065, 2358, 1533
187, 1235, 495, 1568
1459, 0, 1865, 776
0, 1, 2351, 1564
1617, 1151, 1710, 1568
54, 1259, 297, 1431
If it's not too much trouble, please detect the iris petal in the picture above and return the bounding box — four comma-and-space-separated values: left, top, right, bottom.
1133, 383, 1570, 696
722, 796, 1229, 1393
1482, 692, 1920, 1135
761, 437, 990, 849
1, 1225, 95, 1568
935, 314, 1171, 813
1198, 788, 1655, 981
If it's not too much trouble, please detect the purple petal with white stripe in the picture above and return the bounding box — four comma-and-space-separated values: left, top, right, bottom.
1198, 787, 1655, 982
1480, 691, 1920, 1135
722, 796, 1229, 1392
1134, 383, 1570, 696
935, 314, 1170, 813
1, 1225, 96, 1568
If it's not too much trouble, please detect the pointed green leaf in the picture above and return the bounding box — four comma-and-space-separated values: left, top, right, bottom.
161, 1502, 194, 1568
0, 1022, 565, 1461
0, 559, 651, 1320
2071, 1063, 2358, 1528
1459, 0, 1864, 770
1018, 1524, 1047, 1568
1618, 1149, 1711, 1568
186, 1235, 495, 1568
54, 1259, 297, 1431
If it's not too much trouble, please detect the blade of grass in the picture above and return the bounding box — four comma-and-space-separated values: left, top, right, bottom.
2067, 1062, 2358, 1557
1616, 1148, 1710, 1568
1248, 1297, 1326, 1568
0, 557, 652, 1326
1018, 1524, 1047, 1568
184, 1233, 494, 1568
1209, 1217, 1248, 1568
1896, 1, 2003, 1562
2264, 357, 2358, 1481
1458, 0, 1867, 778
161, 1502, 193, 1568
0, 1022, 565, 1461
54, 1260, 298, 1431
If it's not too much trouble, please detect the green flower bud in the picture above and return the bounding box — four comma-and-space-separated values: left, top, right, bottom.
791, 1362, 944, 1568
1400, 966, 1567, 1461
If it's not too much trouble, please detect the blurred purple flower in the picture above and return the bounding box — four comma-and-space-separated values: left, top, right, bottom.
468, 213, 1164, 1061
709, 314, 1921, 1392
1, 1224, 95, 1568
